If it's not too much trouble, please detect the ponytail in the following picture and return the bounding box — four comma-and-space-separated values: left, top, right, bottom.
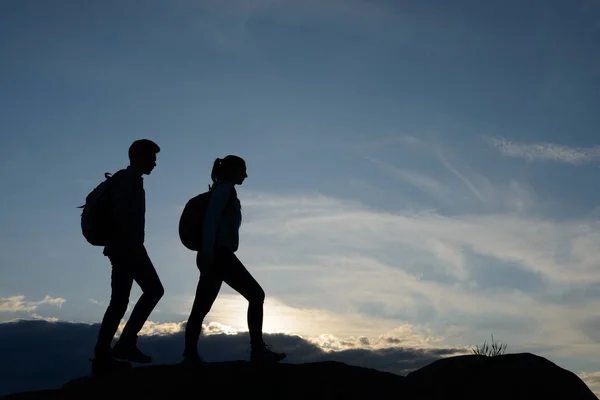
208, 155, 245, 190
209, 158, 222, 190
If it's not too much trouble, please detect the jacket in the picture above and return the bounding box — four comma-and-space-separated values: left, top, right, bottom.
104, 166, 146, 252
201, 181, 242, 256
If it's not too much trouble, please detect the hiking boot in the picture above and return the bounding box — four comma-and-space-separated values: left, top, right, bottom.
250, 343, 286, 363
112, 339, 152, 363
91, 356, 131, 376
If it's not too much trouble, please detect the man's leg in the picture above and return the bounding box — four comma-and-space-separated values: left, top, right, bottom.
92, 251, 134, 375
113, 247, 164, 362
95, 254, 135, 358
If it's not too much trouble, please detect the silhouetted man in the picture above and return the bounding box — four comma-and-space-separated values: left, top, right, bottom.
92, 139, 164, 375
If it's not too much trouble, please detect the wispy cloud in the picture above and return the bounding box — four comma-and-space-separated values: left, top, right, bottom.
0, 296, 65, 312
433, 147, 536, 214
240, 191, 600, 285
436, 149, 486, 204
351, 134, 429, 153
487, 136, 600, 165
233, 189, 600, 365
361, 155, 450, 202
350, 134, 536, 213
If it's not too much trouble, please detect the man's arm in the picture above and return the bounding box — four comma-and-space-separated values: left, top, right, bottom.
109, 172, 136, 248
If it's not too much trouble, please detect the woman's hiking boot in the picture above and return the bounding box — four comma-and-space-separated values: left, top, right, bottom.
112, 336, 152, 363
250, 342, 286, 363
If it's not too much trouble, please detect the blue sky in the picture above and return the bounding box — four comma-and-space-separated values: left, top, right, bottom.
2, 0, 600, 395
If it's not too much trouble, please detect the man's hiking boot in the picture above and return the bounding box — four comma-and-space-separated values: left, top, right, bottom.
112, 338, 152, 363
250, 343, 286, 363
91, 356, 131, 376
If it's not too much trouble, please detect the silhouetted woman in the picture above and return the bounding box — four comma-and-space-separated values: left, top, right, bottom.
183, 155, 286, 364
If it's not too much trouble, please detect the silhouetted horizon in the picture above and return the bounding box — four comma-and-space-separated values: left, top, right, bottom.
3, 0, 600, 397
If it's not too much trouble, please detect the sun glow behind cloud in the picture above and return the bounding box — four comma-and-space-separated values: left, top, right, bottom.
183, 293, 404, 338
138, 176, 600, 367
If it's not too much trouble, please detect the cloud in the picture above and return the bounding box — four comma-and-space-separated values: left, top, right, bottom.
427, 238, 468, 281
432, 145, 536, 213
0, 295, 65, 312
436, 149, 486, 204
147, 172, 600, 377
184, 293, 449, 344
579, 371, 600, 398
240, 191, 600, 285
117, 320, 186, 337
0, 319, 464, 396
88, 298, 103, 306
30, 314, 59, 323
350, 134, 537, 213
308, 324, 453, 353
361, 155, 450, 202
351, 134, 429, 153
228, 189, 600, 367
1, 319, 594, 396
487, 136, 600, 165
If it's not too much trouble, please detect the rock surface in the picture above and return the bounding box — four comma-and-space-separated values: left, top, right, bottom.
2, 353, 597, 400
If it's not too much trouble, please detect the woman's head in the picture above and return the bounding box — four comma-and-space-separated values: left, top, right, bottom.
211, 155, 247, 186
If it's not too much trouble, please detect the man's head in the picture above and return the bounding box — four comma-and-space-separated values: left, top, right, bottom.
128, 139, 160, 175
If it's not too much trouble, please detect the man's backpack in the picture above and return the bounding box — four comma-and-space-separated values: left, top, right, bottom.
78, 172, 113, 246
178, 183, 233, 251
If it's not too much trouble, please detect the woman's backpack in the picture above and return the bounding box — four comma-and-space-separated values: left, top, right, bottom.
178, 183, 234, 251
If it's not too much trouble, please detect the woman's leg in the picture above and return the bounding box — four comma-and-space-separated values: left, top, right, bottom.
216, 247, 266, 347
217, 247, 285, 362
183, 261, 223, 358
